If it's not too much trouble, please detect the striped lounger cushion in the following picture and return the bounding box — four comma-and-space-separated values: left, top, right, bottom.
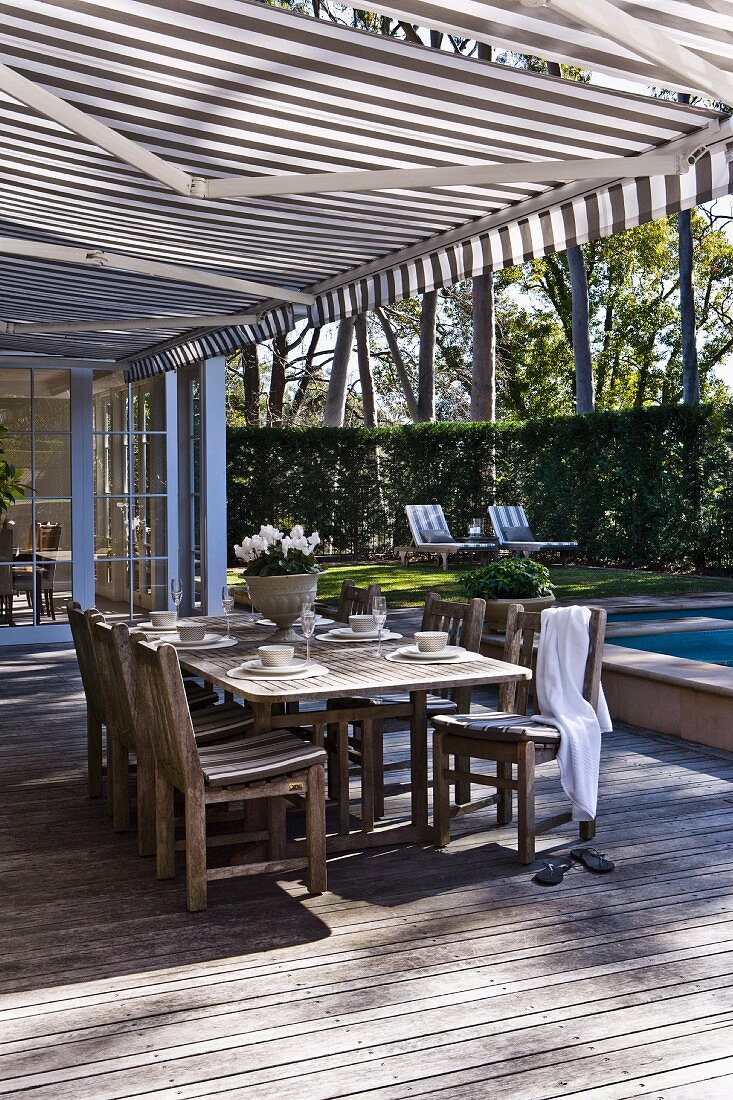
198, 730, 327, 787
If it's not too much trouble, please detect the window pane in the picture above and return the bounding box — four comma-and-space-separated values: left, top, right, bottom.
34, 501, 72, 554
132, 376, 166, 432
0, 434, 32, 489
34, 370, 71, 431
93, 375, 128, 434
131, 558, 168, 616
132, 433, 166, 495
131, 497, 167, 559
3, 501, 33, 552
33, 434, 71, 498
94, 560, 130, 620
94, 497, 130, 559
0, 368, 31, 430
94, 433, 129, 495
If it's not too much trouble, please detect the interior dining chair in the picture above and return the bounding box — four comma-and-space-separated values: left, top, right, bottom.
326, 591, 487, 833
131, 634, 328, 911
0, 523, 16, 627
432, 603, 607, 864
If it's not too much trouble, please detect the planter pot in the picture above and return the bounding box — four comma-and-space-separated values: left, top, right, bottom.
484, 595, 555, 632
243, 572, 320, 642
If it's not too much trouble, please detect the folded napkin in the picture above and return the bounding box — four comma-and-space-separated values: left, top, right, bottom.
532, 605, 612, 821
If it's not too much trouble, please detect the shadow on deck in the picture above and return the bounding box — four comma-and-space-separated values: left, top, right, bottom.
1, 642, 733, 1099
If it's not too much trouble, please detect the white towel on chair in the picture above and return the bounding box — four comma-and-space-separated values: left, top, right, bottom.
532, 605, 612, 821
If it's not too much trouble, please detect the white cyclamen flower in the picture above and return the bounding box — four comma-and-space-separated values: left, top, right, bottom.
290, 524, 305, 540
308, 530, 320, 548
280, 535, 293, 557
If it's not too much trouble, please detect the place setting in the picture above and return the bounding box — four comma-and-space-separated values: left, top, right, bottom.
228, 601, 328, 681
323, 601, 402, 646
136, 584, 239, 651
386, 630, 485, 665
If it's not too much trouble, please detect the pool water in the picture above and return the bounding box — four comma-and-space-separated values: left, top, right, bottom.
607, 607, 733, 623
608, 628, 733, 667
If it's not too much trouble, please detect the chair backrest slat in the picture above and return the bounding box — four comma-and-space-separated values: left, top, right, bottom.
93, 620, 148, 757
335, 579, 382, 623
131, 635, 202, 793
499, 604, 607, 716
421, 591, 486, 708
67, 601, 106, 726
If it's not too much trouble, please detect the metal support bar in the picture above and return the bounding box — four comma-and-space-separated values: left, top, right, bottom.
0, 237, 315, 305
522, 0, 733, 104
0, 60, 195, 197
0, 310, 260, 336
202, 153, 686, 200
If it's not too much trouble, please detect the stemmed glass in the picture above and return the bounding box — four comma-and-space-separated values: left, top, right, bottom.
301, 600, 317, 665
221, 585, 235, 638
372, 595, 388, 657
170, 578, 183, 619
245, 581, 258, 625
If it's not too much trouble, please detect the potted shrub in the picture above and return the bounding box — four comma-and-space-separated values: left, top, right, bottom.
233, 524, 322, 641
458, 558, 555, 631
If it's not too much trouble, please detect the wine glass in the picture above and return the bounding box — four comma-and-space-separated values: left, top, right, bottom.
371, 595, 388, 657
170, 578, 183, 619
301, 600, 317, 664
245, 581, 258, 625
221, 585, 235, 638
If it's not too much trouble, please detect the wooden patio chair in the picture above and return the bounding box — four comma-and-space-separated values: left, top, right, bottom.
432, 603, 606, 864
67, 601, 105, 798
93, 619, 259, 854
332, 578, 382, 623
327, 591, 486, 832
131, 634, 328, 911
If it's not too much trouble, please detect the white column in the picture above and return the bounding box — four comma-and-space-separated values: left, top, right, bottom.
70, 367, 95, 612
199, 356, 227, 615
163, 369, 180, 612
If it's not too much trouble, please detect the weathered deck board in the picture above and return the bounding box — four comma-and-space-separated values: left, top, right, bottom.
1, 641, 732, 1099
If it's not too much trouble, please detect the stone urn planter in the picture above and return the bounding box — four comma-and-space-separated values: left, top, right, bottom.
244, 572, 320, 642
484, 594, 556, 632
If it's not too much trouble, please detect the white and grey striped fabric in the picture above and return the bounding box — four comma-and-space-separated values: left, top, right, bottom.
349, 1, 733, 97
0, 0, 727, 377
489, 505, 577, 549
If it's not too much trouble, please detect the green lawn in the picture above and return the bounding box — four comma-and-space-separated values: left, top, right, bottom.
228, 562, 733, 608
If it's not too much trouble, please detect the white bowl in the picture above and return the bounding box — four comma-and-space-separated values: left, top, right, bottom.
349, 614, 376, 634
151, 611, 177, 630
258, 644, 296, 668
177, 621, 207, 642
414, 630, 449, 653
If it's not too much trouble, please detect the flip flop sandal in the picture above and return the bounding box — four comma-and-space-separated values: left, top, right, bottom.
570, 847, 615, 873
533, 858, 573, 886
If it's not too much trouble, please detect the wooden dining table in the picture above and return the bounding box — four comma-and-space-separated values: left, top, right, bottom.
174, 613, 532, 848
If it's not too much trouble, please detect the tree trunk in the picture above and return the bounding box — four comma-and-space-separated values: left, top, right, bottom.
417, 290, 437, 422
374, 307, 419, 421
471, 273, 496, 421
242, 344, 260, 427
678, 92, 700, 406
567, 244, 595, 413
324, 316, 355, 426
289, 328, 322, 423
267, 335, 288, 426
547, 60, 594, 415
354, 313, 377, 427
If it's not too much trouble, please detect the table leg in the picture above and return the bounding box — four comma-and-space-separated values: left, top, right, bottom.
245, 702, 272, 833
410, 690, 428, 832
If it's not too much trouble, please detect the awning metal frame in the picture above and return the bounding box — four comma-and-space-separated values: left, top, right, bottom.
0, 310, 261, 336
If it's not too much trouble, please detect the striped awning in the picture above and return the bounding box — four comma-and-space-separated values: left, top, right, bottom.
0, 0, 726, 380
351, 1, 733, 97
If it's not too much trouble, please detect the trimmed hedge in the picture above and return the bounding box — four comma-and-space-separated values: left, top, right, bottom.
227, 405, 733, 572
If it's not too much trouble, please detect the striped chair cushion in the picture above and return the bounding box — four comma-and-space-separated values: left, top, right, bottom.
326, 693, 457, 717
405, 503, 453, 545
198, 730, 327, 787
184, 680, 219, 709
192, 701, 253, 745
433, 710, 560, 746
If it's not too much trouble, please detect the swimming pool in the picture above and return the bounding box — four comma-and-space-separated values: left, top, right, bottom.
608, 627, 733, 666
607, 606, 733, 623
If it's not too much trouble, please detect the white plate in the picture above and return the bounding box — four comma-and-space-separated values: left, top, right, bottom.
325, 628, 402, 642
138, 620, 178, 633
232, 657, 308, 675
157, 634, 238, 651
387, 645, 465, 663
257, 615, 334, 628
227, 661, 329, 681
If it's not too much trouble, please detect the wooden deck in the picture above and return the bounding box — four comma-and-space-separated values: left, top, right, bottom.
2, 641, 733, 1099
